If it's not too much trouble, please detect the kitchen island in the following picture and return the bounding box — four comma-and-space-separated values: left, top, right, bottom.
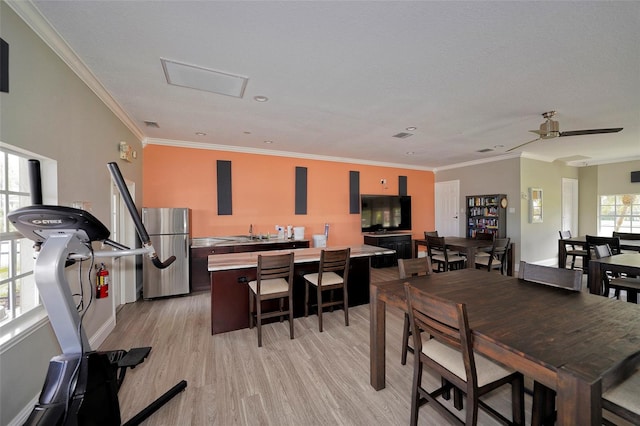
190, 237, 310, 292
208, 244, 394, 334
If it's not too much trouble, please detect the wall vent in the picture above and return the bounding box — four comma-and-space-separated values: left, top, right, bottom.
392, 132, 413, 139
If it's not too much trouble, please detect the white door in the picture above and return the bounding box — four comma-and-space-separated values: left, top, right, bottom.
435, 180, 460, 237
111, 181, 138, 307
561, 178, 579, 236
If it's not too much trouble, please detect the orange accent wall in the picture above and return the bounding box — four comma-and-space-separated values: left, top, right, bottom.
143, 145, 434, 246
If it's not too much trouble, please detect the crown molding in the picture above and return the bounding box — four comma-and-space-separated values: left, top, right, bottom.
144, 138, 437, 171
6, 0, 145, 142
433, 152, 522, 172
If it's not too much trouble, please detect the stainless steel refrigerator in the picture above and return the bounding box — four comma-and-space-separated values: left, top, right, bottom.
142, 207, 190, 299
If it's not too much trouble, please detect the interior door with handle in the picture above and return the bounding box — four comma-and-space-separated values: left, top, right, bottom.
435, 180, 460, 237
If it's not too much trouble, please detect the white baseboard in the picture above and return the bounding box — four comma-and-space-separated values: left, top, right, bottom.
8, 394, 38, 426
89, 313, 116, 350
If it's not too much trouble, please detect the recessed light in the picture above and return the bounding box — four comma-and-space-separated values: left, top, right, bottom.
254, 96, 269, 102
406, 127, 417, 131
144, 121, 159, 128
244, 131, 252, 135
494, 144, 504, 148
264, 140, 273, 144
195, 132, 207, 136
406, 151, 415, 155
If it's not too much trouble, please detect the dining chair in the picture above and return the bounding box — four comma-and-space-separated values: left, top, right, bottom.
425, 235, 466, 272
601, 350, 640, 426
398, 257, 432, 366
613, 231, 640, 254
559, 230, 588, 270
248, 252, 295, 347
474, 232, 495, 257
586, 235, 621, 269
303, 248, 350, 332
594, 244, 640, 302
424, 231, 461, 259
474, 232, 495, 241
517, 261, 582, 426
518, 261, 582, 291
474, 237, 510, 274
404, 283, 525, 426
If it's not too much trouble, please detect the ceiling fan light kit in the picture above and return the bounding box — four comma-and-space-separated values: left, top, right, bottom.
533, 114, 560, 139
507, 111, 623, 152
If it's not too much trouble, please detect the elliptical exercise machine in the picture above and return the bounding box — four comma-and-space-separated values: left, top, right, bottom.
7, 161, 187, 425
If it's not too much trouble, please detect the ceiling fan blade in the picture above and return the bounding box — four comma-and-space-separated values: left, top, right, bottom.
559, 128, 623, 137
506, 137, 541, 152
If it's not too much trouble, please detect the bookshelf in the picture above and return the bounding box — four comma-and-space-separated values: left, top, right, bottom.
466, 194, 507, 238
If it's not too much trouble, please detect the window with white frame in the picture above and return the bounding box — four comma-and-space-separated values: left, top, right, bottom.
599, 194, 640, 235
0, 148, 39, 326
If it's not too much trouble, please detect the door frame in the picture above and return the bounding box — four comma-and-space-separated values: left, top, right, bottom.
561, 178, 579, 236
110, 179, 138, 309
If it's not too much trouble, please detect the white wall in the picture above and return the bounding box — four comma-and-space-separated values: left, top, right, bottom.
1, 2, 143, 423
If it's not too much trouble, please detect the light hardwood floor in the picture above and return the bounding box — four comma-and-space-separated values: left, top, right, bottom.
100, 267, 528, 425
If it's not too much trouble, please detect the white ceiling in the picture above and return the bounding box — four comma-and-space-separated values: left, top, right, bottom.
16, 1, 640, 169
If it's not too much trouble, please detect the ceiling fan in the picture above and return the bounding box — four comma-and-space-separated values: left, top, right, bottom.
506, 111, 623, 152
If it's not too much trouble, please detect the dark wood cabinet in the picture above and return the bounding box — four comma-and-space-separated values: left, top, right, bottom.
190, 240, 310, 292
363, 234, 412, 268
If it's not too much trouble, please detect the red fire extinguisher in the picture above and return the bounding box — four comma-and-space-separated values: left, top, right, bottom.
96, 263, 109, 299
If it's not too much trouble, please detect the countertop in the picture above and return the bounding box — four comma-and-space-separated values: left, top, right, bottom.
191, 236, 309, 248
208, 244, 395, 271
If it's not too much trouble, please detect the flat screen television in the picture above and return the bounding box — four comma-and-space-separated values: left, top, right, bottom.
361, 195, 412, 233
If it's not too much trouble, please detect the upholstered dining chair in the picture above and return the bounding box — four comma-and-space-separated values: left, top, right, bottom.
404, 283, 525, 426
303, 248, 350, 332
475, 237, 510, 274
425, 235, 466, 272
474, 232, 495, 257
602, 350, 640, 425
559, 230, 588, 270
398, 257, 432, 366
517, 261, 582, 426
248, 252, 295, 347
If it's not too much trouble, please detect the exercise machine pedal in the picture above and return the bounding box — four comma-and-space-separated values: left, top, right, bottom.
117, 347, 151, 369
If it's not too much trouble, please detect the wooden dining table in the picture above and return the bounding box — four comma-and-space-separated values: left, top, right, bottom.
588, 252, 640, 301
369, 268, 640, 426
413, 236, 515, 276
558, 235, 640, 268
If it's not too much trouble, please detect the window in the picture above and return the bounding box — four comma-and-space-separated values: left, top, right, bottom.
599, 194, 640, 235
0, 148, 40, 328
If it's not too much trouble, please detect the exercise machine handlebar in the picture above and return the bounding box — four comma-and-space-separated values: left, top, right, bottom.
107, 162, 175, 269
